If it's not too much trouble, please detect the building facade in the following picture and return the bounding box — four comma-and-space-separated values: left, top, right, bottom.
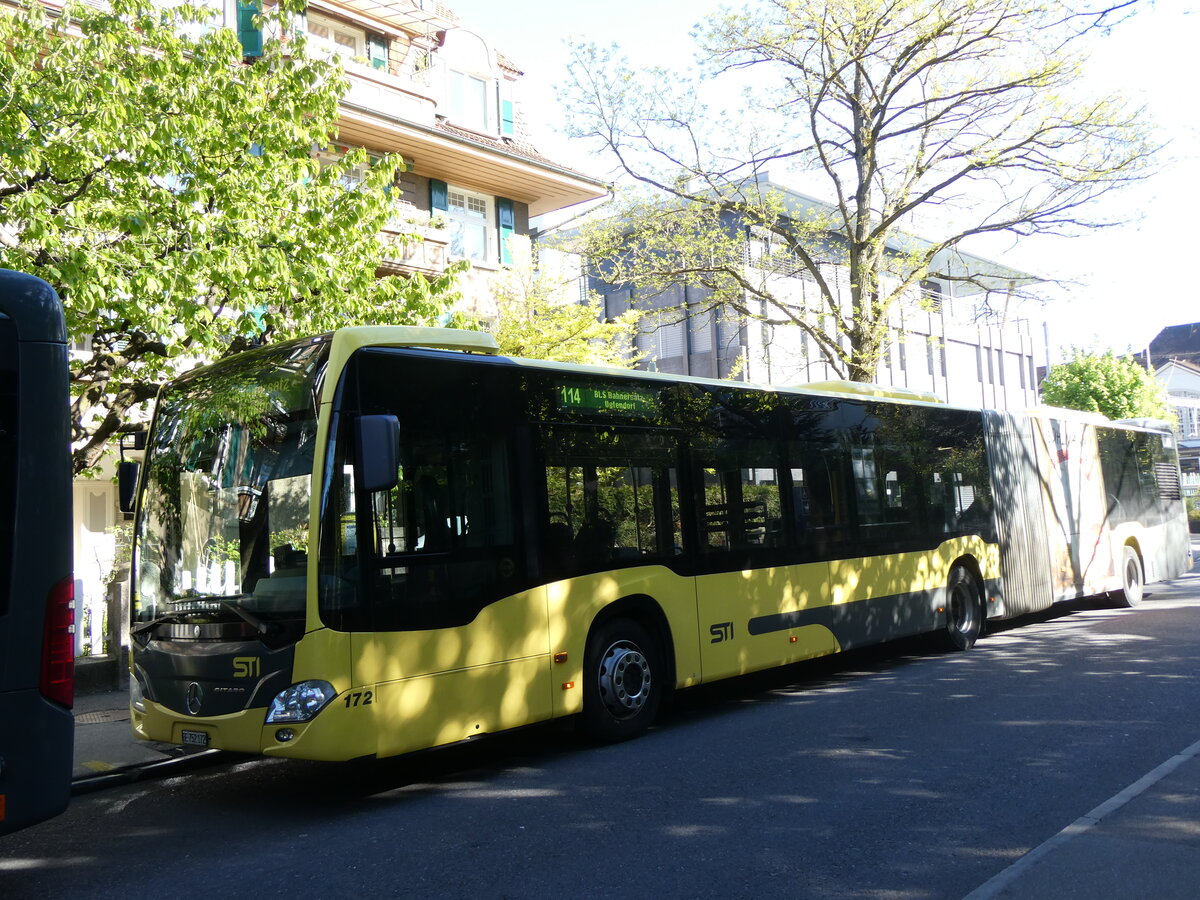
53, 0, 607, 660
1134, 323, 1200, 477
234, 0, 607, 308
1152, 355, 1200, 480
1156, 359, 1200, 443
581, 182, 1044, 410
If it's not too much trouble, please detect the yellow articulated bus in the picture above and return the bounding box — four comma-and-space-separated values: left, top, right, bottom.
124, 327, 1191, 760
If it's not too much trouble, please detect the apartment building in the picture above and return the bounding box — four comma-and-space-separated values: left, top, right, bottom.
232, 0, 606, 307
62, 0, 607, 660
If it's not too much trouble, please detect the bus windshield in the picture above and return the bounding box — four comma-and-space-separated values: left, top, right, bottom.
133, 340, 328, 629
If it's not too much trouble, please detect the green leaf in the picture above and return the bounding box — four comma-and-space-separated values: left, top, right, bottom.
0, 0, 459, 474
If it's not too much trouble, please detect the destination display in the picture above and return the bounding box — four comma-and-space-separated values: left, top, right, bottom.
558, 382, 658, 417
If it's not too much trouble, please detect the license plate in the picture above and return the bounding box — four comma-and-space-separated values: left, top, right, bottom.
181, 729, 210, 748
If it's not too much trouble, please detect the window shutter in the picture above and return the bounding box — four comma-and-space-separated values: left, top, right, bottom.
429, 179, 448, 212
248, 303, 269, 332
236, 0, 263, 58
368, 33, 388, 71
497, 197, 515, 265
500, 100, 515, 137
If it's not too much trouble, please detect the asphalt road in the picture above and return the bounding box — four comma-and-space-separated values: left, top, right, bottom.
4, 567, 1200, 899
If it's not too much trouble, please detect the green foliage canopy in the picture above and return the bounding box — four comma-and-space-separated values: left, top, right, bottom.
1041, 350, 1173, 422
459, 240, 642, 367
0, 0, 461, 473
564, 0, 1153, 383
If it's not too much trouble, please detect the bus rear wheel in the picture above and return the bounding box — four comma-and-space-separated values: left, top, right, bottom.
582, 618, 663, 742
942, 565, 983, 651
1114, 545, 1144, 608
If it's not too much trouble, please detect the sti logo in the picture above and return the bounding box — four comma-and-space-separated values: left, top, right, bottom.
710, 622, 734, 643
232, 657, 261, 678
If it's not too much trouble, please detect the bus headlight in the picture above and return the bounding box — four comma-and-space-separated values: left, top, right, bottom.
130, 676, 146, 713
265, 680, 336, 724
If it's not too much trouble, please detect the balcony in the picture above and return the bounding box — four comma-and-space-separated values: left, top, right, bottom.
377, 219, 449, 277
343, 63, 439, 127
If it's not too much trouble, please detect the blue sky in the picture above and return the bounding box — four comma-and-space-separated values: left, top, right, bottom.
447, 1, 1200, 362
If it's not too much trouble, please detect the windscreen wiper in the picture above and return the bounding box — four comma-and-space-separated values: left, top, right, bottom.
132, 594, 278, 638
211, 595, 279, 638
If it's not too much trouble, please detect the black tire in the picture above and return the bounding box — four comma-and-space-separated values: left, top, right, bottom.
581, 618, 664, 742
942, 565, 983, 651
1114, 544, 1144, 608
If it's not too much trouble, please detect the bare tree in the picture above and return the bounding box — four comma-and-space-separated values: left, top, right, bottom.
562, 0, 1152, 381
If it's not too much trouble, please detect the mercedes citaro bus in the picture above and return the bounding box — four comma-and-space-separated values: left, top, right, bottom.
123, 326, 1190, 761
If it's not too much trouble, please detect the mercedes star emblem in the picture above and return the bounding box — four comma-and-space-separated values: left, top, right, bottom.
185, 681, 204, 716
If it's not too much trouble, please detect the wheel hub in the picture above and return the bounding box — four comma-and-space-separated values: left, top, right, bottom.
597, 640, 651, 719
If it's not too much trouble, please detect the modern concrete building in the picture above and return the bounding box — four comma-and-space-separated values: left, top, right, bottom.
578, 181, 1044, 410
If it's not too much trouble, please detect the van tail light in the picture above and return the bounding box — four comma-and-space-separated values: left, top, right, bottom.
40, 577, 75, 708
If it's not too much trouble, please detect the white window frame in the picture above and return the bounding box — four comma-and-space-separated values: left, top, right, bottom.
446, 186, 495, 265
314, 145, 378, 189
446, 68, 494, 134
152, 0, 232, 38
438, 30, 500, 135
306, 11, 367, 63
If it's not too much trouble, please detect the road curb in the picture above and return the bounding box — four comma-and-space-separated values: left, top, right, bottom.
962, 736, 1200, 900
70, 749, 236, 796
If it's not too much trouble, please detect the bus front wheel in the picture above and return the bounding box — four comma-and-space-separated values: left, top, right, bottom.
942, 566, 983, 651
1114, 545, 1144, 608
582, 618, 663, 742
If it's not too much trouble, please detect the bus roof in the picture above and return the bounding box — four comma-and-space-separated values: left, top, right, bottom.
1026, 404, 1111, 426
324, 325, 968, 413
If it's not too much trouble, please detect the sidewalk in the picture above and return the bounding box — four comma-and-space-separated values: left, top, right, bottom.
71, 686, 174, 781
964, 739, 1200, 899
70, 654, 193, 782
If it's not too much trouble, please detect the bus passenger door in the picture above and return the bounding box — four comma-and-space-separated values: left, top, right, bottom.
330, 352, 552, 758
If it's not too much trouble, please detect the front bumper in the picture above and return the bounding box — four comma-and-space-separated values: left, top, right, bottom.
131, 690, 377, 762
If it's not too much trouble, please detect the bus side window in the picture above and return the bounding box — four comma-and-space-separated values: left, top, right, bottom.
695, 450, 783, 551
787, 440, 845, 553
1099, 429, 1141, 521
542, 426, 680, 576
850, 446, 883, 527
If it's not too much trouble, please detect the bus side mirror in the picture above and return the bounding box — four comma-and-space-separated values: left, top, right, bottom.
118, 460, 140, 513
116, 429, 147, 513
355, 415, 400, 493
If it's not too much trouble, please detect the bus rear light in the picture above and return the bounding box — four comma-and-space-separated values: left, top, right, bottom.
39, 577, 75, 709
